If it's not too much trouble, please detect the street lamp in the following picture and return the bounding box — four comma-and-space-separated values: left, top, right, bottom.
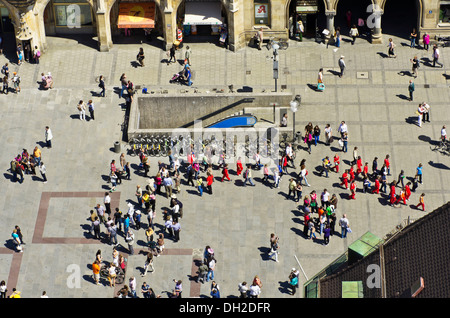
290, 95, 301, 142
273, 43, 279, 92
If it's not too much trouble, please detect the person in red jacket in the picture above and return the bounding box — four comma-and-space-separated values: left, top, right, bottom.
333, 154, 340, 173
372, 176, 380, 194
415, 193, 425, 211
206, 172, 214, 195
349, 165, 355, 182
350, 180, 356, 199
384, 155, 391, 176
362, 162, 369, 179
405, 182, 412, 201
221, 164, 231, 182
340, 170, 349, 189
356, 156, 363, 178
236, 157, 243, 176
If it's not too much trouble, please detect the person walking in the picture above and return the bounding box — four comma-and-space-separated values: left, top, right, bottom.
77, 100, 86, 121
415, 193, 425, 211
167, 45, 176, 64
92, 259, 101, 285
408, 79, 415, 102
243, 166, 255, 186
87, 100, 95, 120
206, 172, 214, 194
142, 252, 155, 276
339, 214, 350, 238
422, 102, 430, 123
432, 44, 443, 68
349, 25, 359, 45
341, 132, 348, 153
317, 68, 324, 91
410, 56, 419, 78
334, 27, 341, 48
45, 126, 53, 148
338, 56, 346, 78
39, 162, 47, 183
98, 75, 105, 97
268, 233, 279, 262
388, 38, 397, 58
288, 270, 299, 295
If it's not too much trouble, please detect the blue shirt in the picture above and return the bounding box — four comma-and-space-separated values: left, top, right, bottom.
417, 167, 422, 175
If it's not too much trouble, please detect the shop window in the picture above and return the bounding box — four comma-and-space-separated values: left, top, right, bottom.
53, 0, 93, 27
440, 2, 450, 23
254, 0, 270, 26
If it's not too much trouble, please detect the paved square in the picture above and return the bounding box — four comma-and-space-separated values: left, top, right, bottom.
0, 32, 448, 299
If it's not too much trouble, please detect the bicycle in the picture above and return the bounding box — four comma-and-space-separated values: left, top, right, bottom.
267, 37, 289, 51
100, 264, 125, 285
430, 139, 450, 156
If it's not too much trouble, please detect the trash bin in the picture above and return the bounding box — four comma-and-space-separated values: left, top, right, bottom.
114, 141, 120, 153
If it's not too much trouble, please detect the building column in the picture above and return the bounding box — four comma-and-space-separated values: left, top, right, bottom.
96, 11, 113, 52
370, 7, 383, 44
226, 0, 240, 51
162, 7, 176, 50
325, 10, 335, 38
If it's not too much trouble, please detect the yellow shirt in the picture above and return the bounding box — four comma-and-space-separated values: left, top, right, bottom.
34, 148, 41, 158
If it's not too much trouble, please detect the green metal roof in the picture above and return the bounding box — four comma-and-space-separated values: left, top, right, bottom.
348, 232, 383, 257
342, 281, 364, 298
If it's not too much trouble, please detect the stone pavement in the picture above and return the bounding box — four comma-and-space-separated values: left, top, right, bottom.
0, 33, 449, 298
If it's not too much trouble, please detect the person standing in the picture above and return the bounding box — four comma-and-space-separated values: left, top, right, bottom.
416, 163, 423, 184
185, 45, 191, 65
206, 256, 216, 282
12, 72, 20, 93
77, 100, 86, 121
422, 102, 430, 123
126, 229, 135, 255
323, 224, 331, 245
288, 270, 299, 295
338, 56, 346, 78
172, 219, 181, 242
87, 100, 95, 120
206, 172, 214, 194
432, 44, 443, 68
45, 126, 53, 148
334, 27, 341, 48
339, 214, 350, 238
163, 175, 173, 199
341, 132, 348, 153
256, 27, 264, 50
39, 162, 47, 183
137, 47, 145, 67
410, 28, 417, 48
423, 32, 430, 51
92, 260, 101, 285
119, 73, 127, 99
98, 75, 105, 97
408, 79, 415, 102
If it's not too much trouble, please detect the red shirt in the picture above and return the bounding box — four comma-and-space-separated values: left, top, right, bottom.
207, 175, 214, 186
384, 159, 390, 167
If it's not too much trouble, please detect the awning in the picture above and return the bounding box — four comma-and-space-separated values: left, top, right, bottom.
118, 2, 155, 29
183, 1, 223, 26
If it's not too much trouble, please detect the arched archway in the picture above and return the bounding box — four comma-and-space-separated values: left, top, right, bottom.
284, 0, 327, 40
334, 0, 374, 42
380, 0, 422, 40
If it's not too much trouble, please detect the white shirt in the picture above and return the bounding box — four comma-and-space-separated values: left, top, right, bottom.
104, 195, 111, 204
301, 169, 307, 177
321, 191, 330, 202
45, 129, 53, 141
339, 217, 349, 228
249, 285, 261, 296
325, 126, 332, 136
441, 128, 447, 138
285, 146, 293, 157
338, 123, 348, 133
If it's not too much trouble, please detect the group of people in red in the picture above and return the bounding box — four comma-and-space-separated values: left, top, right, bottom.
327, 149, 427, 211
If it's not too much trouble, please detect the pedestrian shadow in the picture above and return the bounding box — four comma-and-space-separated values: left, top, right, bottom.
90, 90, 102, 97
3, 172, 16, 182
420, 57, 433, 67
3, 239, 17, 252
400, 42, 410, 47
290, 226, 303, 237
428, 160, 450, 170
396, 94, 409, 101
327, 69, 341, 77
186, 189, 201, 196
137, 239, 148, 248
397, 70, 413, 77
69, 114, 80, 120
377, 196, 389, 206
376, 52, 388, 58
130, 61, 141, 68
278, 281, 292, 295
405, 116, 418, 125
418, 135, 440, 146
307, 83, 320, 92
258, 246, 271, 261
443, 73, 450, 80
